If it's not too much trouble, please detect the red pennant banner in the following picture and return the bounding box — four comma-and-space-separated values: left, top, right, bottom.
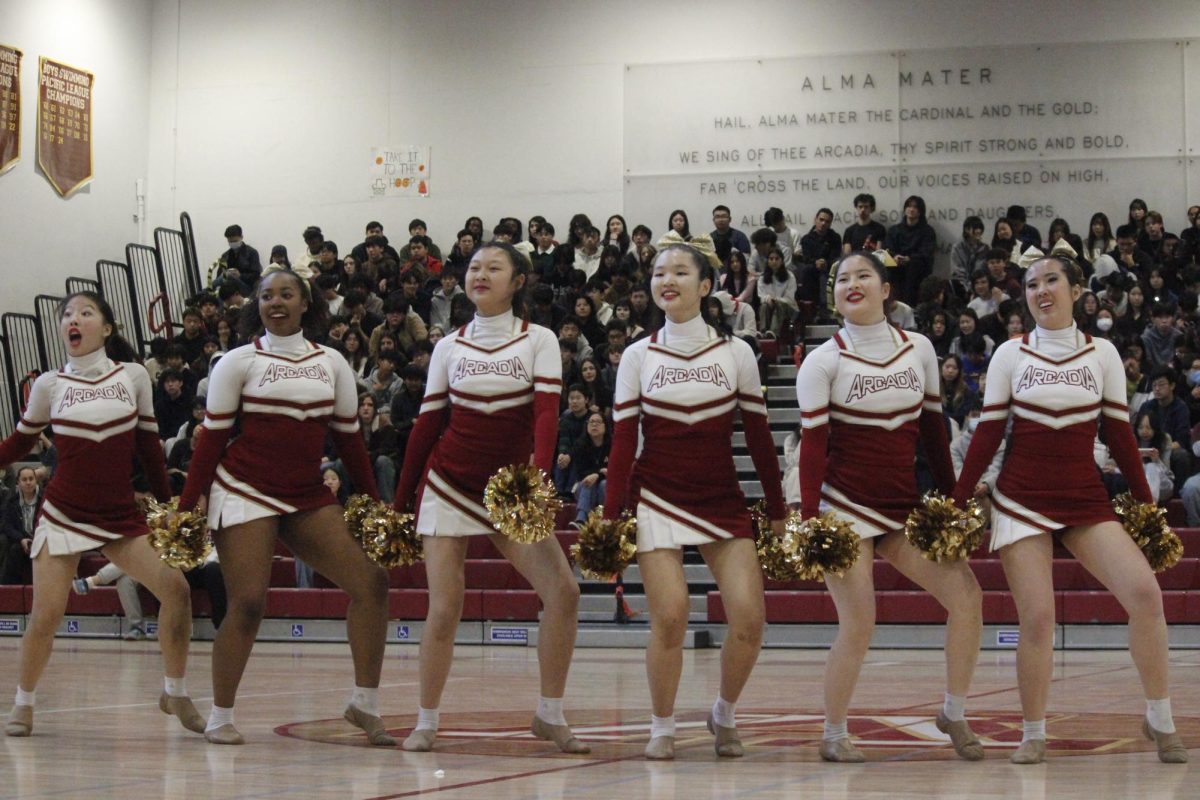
38, 56, 93, 197
0, 44, 20, 176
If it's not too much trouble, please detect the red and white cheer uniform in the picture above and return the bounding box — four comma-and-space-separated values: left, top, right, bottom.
394, 311, 561, 535
179, 330, 378, 525
0, 348, 171, 555
796, 320, 953, 536
605, 314, 786, 550
953, 324, 1151, 548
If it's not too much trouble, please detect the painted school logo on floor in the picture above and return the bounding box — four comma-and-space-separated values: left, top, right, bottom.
276, 708, 1198, 760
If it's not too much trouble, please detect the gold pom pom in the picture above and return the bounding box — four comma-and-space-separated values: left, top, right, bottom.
752, 501, 805, 582
483, 463, 562, 544
904, 492, 985, 562
791, 511, 861, 581
1112, 492, 1184, 573
344, 494, 422, 568
569, 507, 637, 581
145, 498, 212, 570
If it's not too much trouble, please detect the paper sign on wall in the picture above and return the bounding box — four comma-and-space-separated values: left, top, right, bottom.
0, 44, 20, 176
370, 145, 430, 198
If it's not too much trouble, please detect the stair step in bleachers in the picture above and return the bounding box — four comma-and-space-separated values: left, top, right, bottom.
710, 590, 1196, 625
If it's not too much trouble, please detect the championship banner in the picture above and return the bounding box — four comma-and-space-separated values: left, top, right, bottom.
369, 145, 430, 197
38, 56, 93, 198
0, 45, 20, 176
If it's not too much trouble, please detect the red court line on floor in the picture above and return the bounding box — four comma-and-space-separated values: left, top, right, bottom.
364, 756, 627, 799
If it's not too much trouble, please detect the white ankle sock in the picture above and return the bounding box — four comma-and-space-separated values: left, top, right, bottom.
942, 692, 966, 722
650, 714, 675, 739
1021, 719, 1046, 743
414, 706, 439, 732
823, 720, 849, 741
351, 686, 379, 716
536, 696, 566, 727
206, 704, 234, 732
1146, 697, 1176, 734
14, 687, 35, 707
164, 676, 187, 698
711, 696, 736, 728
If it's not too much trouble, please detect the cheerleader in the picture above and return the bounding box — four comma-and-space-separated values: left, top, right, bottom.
796, 253, 984, 763
393, 242, 586, 754
2, 293, 204, 737
605, 235, 787, 760
178, 269, 392, 746
952, 253, 1187, 764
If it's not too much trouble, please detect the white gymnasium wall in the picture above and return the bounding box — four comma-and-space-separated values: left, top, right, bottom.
4, 0, 1200, 317
0, 0, 152, 315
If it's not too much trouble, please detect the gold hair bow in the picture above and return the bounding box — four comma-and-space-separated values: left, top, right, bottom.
1017, 238, 1078, 272
655, 231, 722, 269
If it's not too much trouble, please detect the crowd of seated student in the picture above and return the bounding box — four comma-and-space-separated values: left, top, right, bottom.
141, 200, 1200, 524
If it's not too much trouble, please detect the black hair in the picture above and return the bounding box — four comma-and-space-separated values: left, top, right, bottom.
217, 282, 242, 302
408, 218, 427, 232
1087, 212, 1114, 253
163, 342, 187, 360
385, 294, 411, 314
567, 213, 593, 248
302, 226, 323, 242
473, 241, 531, 318
712, 204, 731, 216
760, 246, 788, 284
605, 214, 631, 253
566, 383, 589, 398
832, 251, 888, 285
539, 220, 555, 236
1150, 364, 1176, 385
400, 364, 426, 381
224, 224, 243, 238
365, 220, 383, 232
314, 274, 338, 290
1151, 302, 1177, 318
1005, 204, 1027, 223
182, 306, 203, 321
559, 337, 577, 353
376, 349, 401, 364
668, 209, 691, 238
902, 195, 927, 224
631, 224, 652, 240
963, 215, 985, 234
985, 247, 1011, 262
493, 220, 519, 239
365, 234, 387, 248
763, 207, 784, 228
409, 339, 435, 357
239, 269, 329, 340
652, 244, 727, 340
852, 193, 876, 210
57, 292, 140, 363
1115, 223, 1138, 240
159, 367, 183, 383
750, 227, 778, 247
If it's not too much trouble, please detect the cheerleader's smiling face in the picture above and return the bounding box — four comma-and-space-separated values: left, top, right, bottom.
258, 271, 308, 336
467, 246, 524, 316
651, 248, 711, 323
60, 296, 112, 356
1024, 258, 1081, 330
833, 254, 889, 325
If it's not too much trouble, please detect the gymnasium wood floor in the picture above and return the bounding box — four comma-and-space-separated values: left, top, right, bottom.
0, 640, 1195, 799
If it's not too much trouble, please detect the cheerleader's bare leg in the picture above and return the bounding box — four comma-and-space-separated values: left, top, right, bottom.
491, 533, 588, 754
876, 531, 984, 760
997, 533, 1055, 763
820, 537, 876, 761
1062, 521, 1185, 762
404, 535, 468, 751
698, 538, 765, 757
102, 535, 205, 734
280, 505, 393, 745
5, 550, 79, 736
206, 517, 279, 743
638, 548, 689, 759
